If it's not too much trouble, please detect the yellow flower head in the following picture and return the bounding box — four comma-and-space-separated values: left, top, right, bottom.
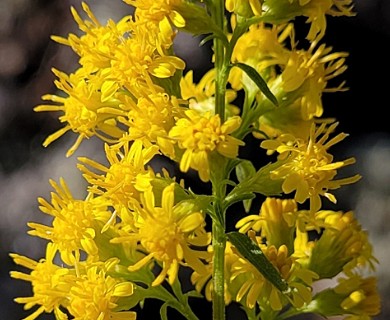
169, 110, 244, 182
113, 183, 210, 286
10, 243, 72, 320
236, 197, 298, 251
68, 260, 136, 320
280, 41, 348, 119
34, 68, 126, 157
78, 140, 159, 216
118, 92, 183, 158
230, 241, 316, 310
52, 2, 134, 72
261, 121, 361, 212
28, 178, 113, 265
110, 18, 185, 90
295, 210, 378, 278
181, 69, 240, 117
230, 22, 348, 121
124, 0, 185, 27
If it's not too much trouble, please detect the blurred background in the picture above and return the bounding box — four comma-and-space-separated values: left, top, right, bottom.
0, 0, 389, 319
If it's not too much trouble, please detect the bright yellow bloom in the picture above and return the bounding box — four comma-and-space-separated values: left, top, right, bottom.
181, 69, 240, 117
294, 210, 378, 278
230, 239, 317, 310
261, 121, 361, 212
68, 260, 136, 320
109, 18, 185, 92
169, 110, 244, 182
280, 41, 348, 119
78, 140, 159, 228
10, 243, 72, 320
230, 22, 348, 121
56, 2, 183, 85
124, 0, 186, 27
52, 2, 133, 73
112, 183, 210, 286
34, 68, 126, 157
117, 92, 183, 158
28, 178, 112, 265
236, 197, 298, 251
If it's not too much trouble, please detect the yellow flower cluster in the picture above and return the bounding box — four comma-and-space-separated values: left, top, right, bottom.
10, 0, 380, 320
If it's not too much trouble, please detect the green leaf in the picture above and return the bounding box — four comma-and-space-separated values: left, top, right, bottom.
227, 231, 289, 292
233, 62, 278, 106
235, 160, 257, 212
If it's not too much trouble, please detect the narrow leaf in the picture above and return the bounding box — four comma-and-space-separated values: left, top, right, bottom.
227, 231, 289, 292
235, 160, 257, 212
233, 62, 278, 106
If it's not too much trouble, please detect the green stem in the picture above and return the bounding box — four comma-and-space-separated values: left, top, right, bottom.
211, 206, 226, 320
210, 0, 228, 319
213, 0, 227, 122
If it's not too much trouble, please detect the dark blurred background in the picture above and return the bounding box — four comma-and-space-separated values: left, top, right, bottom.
0, 0, 389, 319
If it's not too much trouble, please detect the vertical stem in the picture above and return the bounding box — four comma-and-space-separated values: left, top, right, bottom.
212, 199, 226, 320
213, 0, 226, 123
211, 1, 228, 319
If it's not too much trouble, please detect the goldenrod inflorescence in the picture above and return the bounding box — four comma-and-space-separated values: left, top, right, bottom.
11, 1, 380, 319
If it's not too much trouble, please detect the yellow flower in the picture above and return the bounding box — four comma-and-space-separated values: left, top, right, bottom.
52, 2, 133, 73
280, 41, 348, 120
112, 183, 210, 286
109, 17, 185, 92
235, 197, 298, 251
10, 243, 72, 320
28, 178, 112, 265
230, 22, 348, 121
261, 121, 361, 212
34, 68, 126, 157
68, 260, 136, 320
124, 0, 186, 27
169, 110, 244, 182
181, 69, 240, 117
117, 92, 183, 158
78, 140, 159, 228
294, 210, 378, 278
